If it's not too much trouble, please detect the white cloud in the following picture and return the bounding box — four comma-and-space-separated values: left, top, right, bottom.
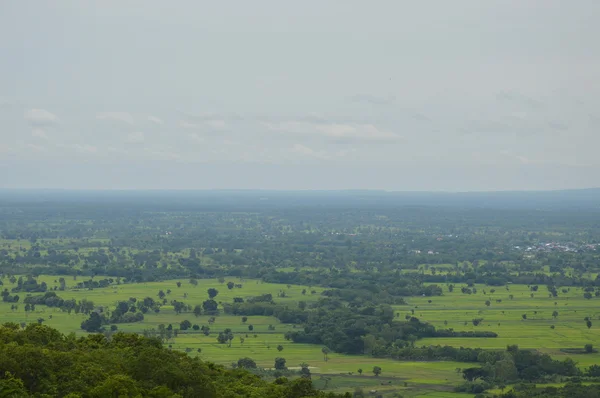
31, 128, 48, 139
24, 109, 59, 125
180, 121, 202, 129
26, 143, 47, 152
56, 143, 98, 154
206, 120, 226, 129
188, 133, 204, 143
148, 115, 163, 125
96, 112, 134, 125
0, 144, 14, 153
291, 143, 329, 160
350, 93, 396, 105
144, 147, 181, 160
264, 121, 399, 142
71, 144, 98, 154
107, 146, 129, 155
126, 131, 145, 143
180, 119, 226, 130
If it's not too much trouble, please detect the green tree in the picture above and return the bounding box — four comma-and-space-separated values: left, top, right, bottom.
237, 357, 257, 369
202, 299, 218, 315
321, 347, 331, 362
0, 371, 28, 397
89, 374, 140, 398
373, 366, 382, 377
274, 357, 287, 370
300, 363, 311, 379
180, 319, 192, 330
193, 304, 202, 317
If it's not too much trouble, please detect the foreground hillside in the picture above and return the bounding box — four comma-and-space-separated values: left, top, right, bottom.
0, 323, 343, 398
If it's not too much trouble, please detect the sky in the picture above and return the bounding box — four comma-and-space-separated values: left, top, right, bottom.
1, 0, 599, 191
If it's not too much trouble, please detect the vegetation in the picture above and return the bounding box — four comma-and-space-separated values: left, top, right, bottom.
0, 322, 343, 397
2, 190, 600, 396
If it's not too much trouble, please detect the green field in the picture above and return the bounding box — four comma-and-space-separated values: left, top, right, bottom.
399, 283, 600, 367
4, 275, 600, 396
0, 275, 466, 396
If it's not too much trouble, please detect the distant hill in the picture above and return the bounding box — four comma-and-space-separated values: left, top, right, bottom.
1, 188, 599, 211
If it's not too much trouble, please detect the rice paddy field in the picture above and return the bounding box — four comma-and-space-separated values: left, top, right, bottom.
2, 275, 599, 396
399, 283, 600, 367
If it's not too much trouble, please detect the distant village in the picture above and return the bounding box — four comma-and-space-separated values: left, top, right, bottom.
514, 242, 599, 253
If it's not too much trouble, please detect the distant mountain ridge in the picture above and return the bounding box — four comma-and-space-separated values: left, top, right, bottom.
1, 187, 599, 211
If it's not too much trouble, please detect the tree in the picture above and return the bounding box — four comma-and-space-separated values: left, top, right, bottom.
587, 320, 593, 329
172, 301, 185, 314
462, 367, 486, 382
493, 359, 518, 383
180, 320, 192, 330
277, 344, 284, 352
248, 324, 253, 331
217, 328, 233, 345
207, 288, 218, 299
81, 312, 104, 332
300, 363, 311, 379
227, 282, 234, 290
485, 300, 491, 307
522, 314, 527, 320
0, 371, 28, 397
321, 347, 331, 362
202, 299, 218, 315
552, 310, 559, 319
372, 366, 382, 377
584, 292, 593, 300
190, 278, 198, 287
237, 357, 257, 369
193, 304, 202, 317
176, 281, 181, 288
274, 357, 287, 370
585, 344, 594, 353
357, 368, 363, 375
90, 374, 140, 397
241, 316, 248, 323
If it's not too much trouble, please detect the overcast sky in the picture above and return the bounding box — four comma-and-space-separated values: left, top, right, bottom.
1, 1, 599, 191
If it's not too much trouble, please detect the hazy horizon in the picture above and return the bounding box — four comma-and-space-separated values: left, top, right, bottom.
2, 1, 599, 191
